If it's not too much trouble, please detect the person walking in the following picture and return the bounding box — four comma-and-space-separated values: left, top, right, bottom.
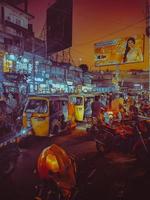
6, 92, 17, 123
91, 96, 101, 120
84, 98, 92, 120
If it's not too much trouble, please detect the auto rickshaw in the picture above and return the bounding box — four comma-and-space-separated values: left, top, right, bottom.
69, 94, 94, 122
23, 94, 75, 136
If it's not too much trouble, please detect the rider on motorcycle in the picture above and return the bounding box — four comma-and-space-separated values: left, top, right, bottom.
0, 99, 11, 136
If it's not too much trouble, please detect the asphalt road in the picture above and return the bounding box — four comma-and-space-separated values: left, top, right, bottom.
0, 125, 150, 200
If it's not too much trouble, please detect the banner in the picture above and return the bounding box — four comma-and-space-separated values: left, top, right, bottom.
95, 35, 144, 66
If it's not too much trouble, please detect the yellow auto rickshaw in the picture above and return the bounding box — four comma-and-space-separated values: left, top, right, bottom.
69, 94, 95, 122
23, 94, 76, 136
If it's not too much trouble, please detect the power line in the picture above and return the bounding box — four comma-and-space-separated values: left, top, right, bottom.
74, 17, 146, 47
70, 17, 146, 64
38, 22, 46, 40
37, 15, 146, 66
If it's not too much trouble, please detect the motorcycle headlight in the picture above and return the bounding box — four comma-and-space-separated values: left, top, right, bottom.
20, 128, 32, 136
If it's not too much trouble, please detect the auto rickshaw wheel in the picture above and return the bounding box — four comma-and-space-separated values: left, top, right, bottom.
96, 142, 105, 154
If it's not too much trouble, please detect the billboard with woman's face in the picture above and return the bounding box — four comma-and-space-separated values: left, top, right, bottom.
95, 35, 144, 67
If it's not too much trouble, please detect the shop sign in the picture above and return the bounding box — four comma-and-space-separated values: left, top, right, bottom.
3, 56, 13, 72
48, 80, 53, 84
0, 51, 5, 58
3, 81, 16, 87
4, 72, 26, 82
75, 85, 82, 93
67, 81, 73, 85
35, 77, 44, 82
4, 73, 18, 80
0, 73, 5, 81
45, 74, 49, 78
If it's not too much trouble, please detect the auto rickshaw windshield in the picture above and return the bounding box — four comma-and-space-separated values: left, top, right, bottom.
25, 99, 48, 114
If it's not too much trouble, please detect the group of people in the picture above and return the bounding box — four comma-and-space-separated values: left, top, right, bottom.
84, 92, 150, 125
0, 91, 27, 126
0, 92, 19, 135
84, 93, 112, 120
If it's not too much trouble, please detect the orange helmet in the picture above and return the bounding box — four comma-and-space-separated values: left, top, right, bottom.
37, 145, 60, 180
37, 144, 76, 198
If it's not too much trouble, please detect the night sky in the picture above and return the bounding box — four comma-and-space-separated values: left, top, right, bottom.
28, 0, 146, 70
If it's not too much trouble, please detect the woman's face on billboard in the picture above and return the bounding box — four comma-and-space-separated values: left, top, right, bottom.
128, 39, 135, 49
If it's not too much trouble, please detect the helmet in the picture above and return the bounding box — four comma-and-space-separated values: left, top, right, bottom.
37, 144, 76, 198
37, 145, 61, 180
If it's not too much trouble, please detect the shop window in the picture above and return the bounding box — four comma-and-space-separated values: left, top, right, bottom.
16, 18, 21, 26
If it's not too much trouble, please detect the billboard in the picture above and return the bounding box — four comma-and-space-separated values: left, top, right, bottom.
95, 35, 144, 67
46, 0, 73, 54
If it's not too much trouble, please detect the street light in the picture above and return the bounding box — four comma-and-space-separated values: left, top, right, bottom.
79, 57, 82, 65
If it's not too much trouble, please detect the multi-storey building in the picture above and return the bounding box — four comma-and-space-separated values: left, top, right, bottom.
0, 0, 35, 95
0, 1, 83, 96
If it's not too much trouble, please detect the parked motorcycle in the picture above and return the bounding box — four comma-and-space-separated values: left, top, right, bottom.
89, 112, 150, 164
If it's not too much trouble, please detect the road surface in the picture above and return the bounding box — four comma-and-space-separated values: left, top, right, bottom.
0, 125, 150, 200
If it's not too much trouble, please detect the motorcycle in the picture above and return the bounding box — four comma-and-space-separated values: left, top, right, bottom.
86, 117, 100, 136
34, 144, 77, 200
89, 111, 150, 164
94, 119, 136, 153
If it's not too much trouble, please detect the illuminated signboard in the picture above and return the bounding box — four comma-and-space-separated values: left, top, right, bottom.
95, 35, 144, 66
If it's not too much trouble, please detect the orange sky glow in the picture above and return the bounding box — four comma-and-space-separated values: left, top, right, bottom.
29, 0, 148, 71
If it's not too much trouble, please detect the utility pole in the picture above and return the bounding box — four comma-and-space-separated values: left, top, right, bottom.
24, 0, 28, 13
146, 0, 150, 100
32, 37, 36, 93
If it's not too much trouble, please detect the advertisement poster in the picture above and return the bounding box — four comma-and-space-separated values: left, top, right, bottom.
95, 35, 144, 66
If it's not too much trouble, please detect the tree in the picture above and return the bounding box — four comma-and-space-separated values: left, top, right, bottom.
79, 64, 89, 73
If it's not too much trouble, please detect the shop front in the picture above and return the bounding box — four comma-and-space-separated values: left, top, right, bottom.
66, 81, 75, 94
51, 82, 68, 94
92, 86, 115, 93
82, 84, 93, 93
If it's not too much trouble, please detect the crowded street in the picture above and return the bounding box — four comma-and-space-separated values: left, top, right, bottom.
0, 0, 150, 200
1, 124, 150, 200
